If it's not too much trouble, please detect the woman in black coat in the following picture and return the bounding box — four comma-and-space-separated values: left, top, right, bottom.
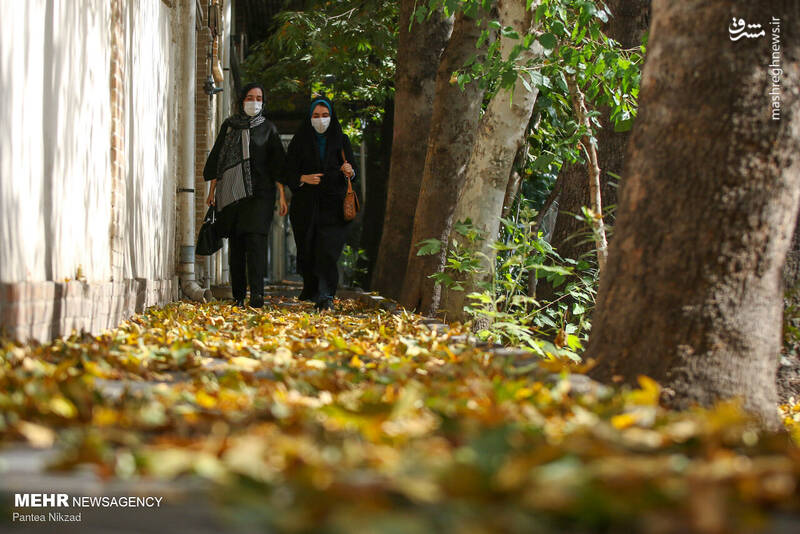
285, 95, 358, 311
203, 83, 288, 308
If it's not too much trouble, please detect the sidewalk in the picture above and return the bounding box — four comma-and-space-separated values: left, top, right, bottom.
1, 287, 799, 533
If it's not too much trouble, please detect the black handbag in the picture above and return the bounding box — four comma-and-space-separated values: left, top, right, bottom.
196, 206, 223, 256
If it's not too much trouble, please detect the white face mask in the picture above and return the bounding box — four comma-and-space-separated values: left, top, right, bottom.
311, 116, 331, 134
243, 101, 262, 117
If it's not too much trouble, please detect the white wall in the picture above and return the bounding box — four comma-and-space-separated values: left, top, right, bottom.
123, 0, 179, 282
0, 0, 181, 284
0, 0, 112, 282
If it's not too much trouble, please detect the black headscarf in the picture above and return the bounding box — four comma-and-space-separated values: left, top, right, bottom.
294, 94, 345, 153
231, 82, 268, 123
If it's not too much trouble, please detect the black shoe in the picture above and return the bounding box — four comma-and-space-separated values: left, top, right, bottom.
298, 289, 316, 302
314, 297, 334, 312
248, 297, 264, 309
233, 299, 245, 308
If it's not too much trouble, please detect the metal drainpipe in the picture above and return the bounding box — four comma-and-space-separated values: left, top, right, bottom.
178, 0, 212, 302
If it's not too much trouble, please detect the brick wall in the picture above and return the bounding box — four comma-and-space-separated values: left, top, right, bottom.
195, 1, 212, 285
0, 279, 177, 342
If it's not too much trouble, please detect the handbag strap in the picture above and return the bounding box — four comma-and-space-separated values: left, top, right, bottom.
342, 149, 354, 193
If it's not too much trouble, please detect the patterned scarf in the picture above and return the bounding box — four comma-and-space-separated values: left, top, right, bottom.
215, 113, 266, 211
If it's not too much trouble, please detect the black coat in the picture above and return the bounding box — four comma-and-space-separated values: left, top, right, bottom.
203, 118, 286, 236
285, 129, 358, 227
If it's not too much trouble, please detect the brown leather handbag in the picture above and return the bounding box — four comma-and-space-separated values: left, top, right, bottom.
342, 149, 360, 221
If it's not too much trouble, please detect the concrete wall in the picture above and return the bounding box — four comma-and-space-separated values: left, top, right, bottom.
0, 0, 187, 341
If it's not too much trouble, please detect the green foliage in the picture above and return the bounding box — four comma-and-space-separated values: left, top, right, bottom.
340, 245, 368, 288
785, 282, 800, 358
241, 0, 398, 133
411, 1, 644, 235
415, 238, 442, 256
416, 200, 597, 359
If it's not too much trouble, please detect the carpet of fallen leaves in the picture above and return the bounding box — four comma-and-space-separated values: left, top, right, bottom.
2, 296, 800, 533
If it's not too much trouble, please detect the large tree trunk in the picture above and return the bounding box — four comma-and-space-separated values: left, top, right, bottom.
587, 0, 800, 426
358, 98, 394, 289
438, 0, 542, 322
370, 3, 452, 300
543, 0, 650, 267
398, 12, 489, 314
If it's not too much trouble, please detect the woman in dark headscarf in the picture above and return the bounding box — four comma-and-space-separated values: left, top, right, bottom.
285, 95, 358, 311
203, 82, 288, 308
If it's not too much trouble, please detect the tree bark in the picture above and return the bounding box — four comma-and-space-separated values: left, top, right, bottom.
358, 98, 394, 289
587, 0, 800, 426
502, 146, 527, 218
371, 2, 452, 299
438, 0, 543, 322
398, 12, 489, 314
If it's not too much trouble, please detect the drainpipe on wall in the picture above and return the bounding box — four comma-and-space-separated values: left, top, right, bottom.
178, 0, 212, 302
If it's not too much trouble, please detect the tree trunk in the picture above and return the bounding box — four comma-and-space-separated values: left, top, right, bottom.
398, 12, 489, 314
502, 146, 527, 218
567, 75, 608, 274
438, 0, 543, 322
358, 98, 394, 289
545, 0, 650, 264
587, 0, 800, 426
370, 2, 452, 299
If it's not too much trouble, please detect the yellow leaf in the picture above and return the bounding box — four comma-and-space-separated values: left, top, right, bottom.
514, 388, 533, 400
196, 390, 217, 409
50, 397, 78, 419
628, 375, 661, 406
83, 360, 108, 378
349, 355, 364, 368
611, 413, 638, 430
92, 407, 119, 426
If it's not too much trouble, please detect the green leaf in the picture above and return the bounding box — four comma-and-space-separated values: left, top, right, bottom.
416, 239, 442, 256
538, 33, 557, 50
613, 118, 634, 132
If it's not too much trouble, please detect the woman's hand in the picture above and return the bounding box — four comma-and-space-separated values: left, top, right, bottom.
340, 162, 354, 178
300, 173, 323, 185
206, 183, 216, 207
277, 184, 288, 216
